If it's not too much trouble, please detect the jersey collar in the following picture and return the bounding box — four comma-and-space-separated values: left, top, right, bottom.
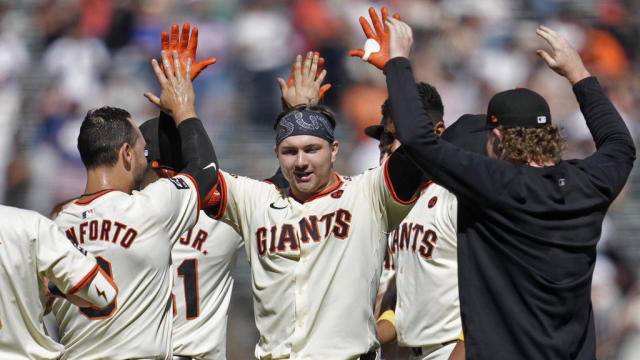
75, 189, 118, 206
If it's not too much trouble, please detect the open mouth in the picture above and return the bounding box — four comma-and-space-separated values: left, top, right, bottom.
294, 171, 313, 182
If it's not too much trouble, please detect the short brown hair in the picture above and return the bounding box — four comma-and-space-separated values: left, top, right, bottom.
498, 125, 565, 164
78, 106, 137, 169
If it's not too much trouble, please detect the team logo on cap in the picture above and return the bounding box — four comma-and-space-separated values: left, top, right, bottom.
537, 116, 547, 124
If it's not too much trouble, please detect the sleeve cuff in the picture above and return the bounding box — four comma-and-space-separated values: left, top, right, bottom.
383, 57, 412, 73
176, 117, 201, 128
572, 76, 599, 101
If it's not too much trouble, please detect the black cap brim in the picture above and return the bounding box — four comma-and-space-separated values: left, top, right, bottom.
364, 125, 383, 140
441, 114, 488, 156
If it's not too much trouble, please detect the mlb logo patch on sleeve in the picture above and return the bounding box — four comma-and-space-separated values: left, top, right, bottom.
82, 209, 95, 219
169, 177, 190, 190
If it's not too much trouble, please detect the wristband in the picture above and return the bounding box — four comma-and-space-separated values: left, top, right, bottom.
377, 309, 396, 329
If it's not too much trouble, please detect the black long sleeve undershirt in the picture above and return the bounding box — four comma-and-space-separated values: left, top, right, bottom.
159, 112, 219, 205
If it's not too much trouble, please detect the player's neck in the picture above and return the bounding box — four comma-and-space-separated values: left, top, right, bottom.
528, 159, 557, 167
83, 167, 135, 198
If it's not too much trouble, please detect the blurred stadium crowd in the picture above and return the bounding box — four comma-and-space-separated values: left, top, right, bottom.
0, 0, 638, 358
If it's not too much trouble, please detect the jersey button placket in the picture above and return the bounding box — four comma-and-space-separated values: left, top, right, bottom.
291, 252, 310, 353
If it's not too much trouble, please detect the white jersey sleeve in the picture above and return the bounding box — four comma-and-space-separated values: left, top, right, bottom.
0, 206, 102, 359
37, 212, 102, 295
134, 174, 200, 242
209, 170, 282, 237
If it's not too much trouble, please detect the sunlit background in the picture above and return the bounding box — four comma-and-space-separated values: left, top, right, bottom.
2, 0, 638, 358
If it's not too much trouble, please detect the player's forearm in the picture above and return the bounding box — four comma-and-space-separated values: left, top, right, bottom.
574, 76, 635, 197
573, 77, 635, 156
176, 116, 219, 204
384, 57, 439, 156
376, 310, 397, 345
383, 57, 444, 184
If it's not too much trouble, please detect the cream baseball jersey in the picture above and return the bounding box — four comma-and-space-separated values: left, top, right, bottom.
0, 206, 108, 359
53, 175, 199, 360
210, 162, 415, 360
389, 182, 461, 349
172, 211, 243, 359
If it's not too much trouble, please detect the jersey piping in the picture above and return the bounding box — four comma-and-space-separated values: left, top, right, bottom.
74, 190, 118, 206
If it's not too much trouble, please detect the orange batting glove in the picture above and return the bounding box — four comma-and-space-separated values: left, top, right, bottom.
160, 23, 217, 80
286, 51, 332, 100
349, 7, 401, 70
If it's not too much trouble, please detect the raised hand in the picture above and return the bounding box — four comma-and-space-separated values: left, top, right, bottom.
285, 51, 332, 102
535, 25, 590, 85
349, 7, 401, 70
145, 50, 198, 125
386, 17, 413, 60
160, 23, 217, 80
277, 52, 329, 107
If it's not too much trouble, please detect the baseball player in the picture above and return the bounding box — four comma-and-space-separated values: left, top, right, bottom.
384, 18, 635, 359
364, 83, 487, 359
207, 110, 421, 359
52, 50, 219, 359
150, 29, 423, 357
139, 115, 244, 360
171, 214, 243, 359
0, 205, 117, 359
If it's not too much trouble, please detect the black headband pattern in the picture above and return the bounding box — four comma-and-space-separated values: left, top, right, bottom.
276, 109, 335, 145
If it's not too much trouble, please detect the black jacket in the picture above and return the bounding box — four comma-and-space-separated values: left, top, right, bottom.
385, 57, 635, 359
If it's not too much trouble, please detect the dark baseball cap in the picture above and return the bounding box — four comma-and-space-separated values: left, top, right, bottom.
441, 114, 488, 156
139, 115, 184, 172
364, 117, 386, 140
486, 88, 551, 129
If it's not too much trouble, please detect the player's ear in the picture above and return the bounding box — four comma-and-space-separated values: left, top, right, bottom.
330, 140, 339, 164
487, 128, 504, 160
121, 142, 133, 170
434, 121, 446, 136
273, 145, 279, 158
492, 128, 504, 142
